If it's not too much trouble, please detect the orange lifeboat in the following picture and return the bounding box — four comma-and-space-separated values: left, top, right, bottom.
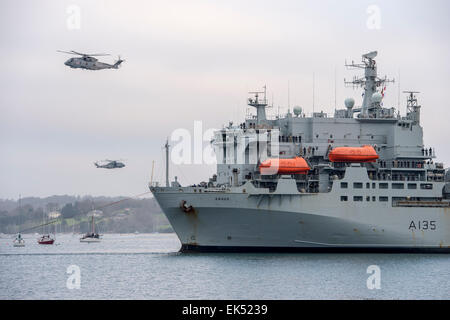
328, 145, 379, 163
259, 157, 310, 175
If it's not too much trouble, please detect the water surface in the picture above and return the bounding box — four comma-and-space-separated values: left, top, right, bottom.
0, 233, 448, 299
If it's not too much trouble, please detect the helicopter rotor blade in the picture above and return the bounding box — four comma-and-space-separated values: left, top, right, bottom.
71, 50, 110, 57
58, 50, 110, 57
57, 50, 79, 55
86, 53, 111, 57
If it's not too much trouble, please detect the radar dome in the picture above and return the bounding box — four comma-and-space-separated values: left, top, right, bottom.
344, 98, 355, 109
293, 106, 302, 116
372, 92, 383, 104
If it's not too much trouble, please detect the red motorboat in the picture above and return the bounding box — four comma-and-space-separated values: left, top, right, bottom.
38, 234, 55, 245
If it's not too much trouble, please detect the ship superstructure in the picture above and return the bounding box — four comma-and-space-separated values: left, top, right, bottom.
150, 51, 450, 252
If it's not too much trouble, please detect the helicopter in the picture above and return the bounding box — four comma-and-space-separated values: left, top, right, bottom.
58, 50, 125, 70
94, 160, 125, 169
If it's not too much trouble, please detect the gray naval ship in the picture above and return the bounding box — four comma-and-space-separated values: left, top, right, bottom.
150, 51, 450, 252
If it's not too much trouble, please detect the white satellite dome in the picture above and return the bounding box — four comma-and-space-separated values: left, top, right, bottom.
293, 106, 302, 116
344, 98, 355, 109
372, 92, 383, 103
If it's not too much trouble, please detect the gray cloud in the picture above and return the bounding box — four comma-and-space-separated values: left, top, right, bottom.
1, 0, 449, 198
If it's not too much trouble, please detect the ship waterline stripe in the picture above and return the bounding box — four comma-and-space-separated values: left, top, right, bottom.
293, 239, 445, 248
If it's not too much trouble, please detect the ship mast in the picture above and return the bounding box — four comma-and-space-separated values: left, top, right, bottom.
248, 85, 268, 125
344, 51, 394, 117
404, 91, 421, 124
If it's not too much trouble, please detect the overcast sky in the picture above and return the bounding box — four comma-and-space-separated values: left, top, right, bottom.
1, 0, 449, 199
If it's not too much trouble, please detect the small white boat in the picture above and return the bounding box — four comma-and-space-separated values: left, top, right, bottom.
80, 235, 101, 243
13, 240, 25, 247
13, 233, 25, 247
80, 215, 101, 243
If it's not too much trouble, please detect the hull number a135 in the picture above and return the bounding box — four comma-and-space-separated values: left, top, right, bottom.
409, 220, 436, 231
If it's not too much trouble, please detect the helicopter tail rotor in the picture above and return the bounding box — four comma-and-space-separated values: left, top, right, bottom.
112, 55, 125, 69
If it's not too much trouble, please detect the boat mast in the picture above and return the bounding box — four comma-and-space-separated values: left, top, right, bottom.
150, 160, 155, 185
165, 139, 170, 187
18, 194, 21, 233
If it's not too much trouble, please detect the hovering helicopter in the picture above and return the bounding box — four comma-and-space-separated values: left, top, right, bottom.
58, 50, 125, 70
94, 160, 125, 169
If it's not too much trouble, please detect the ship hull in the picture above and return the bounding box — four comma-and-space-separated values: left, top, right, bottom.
180, 244, 450, 253
151, 185, 450, 253
80, 237, 101, 243
38, 239, 54, 245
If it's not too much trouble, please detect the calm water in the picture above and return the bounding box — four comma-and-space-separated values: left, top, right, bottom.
0, 233, 449, 300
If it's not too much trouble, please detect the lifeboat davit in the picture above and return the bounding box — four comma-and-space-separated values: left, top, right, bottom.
328, 145, 379, 163
259, 157, 310, 175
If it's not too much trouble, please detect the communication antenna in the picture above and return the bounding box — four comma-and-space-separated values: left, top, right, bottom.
334, 66, 337, 113
397, 69, 401, 111
271, 92, 274, 108
312, 72, 315, 114
288, 80, 290, 110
